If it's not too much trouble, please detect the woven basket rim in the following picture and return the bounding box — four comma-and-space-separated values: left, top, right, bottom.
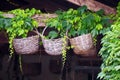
70, 33, 92, 40
13, 35, 39, 54
14, 35, 39, 40
42, 37, 68, 55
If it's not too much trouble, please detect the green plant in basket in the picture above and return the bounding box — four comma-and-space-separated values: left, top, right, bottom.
44, 11, 69, 65
3, 8, 41, 57
72, 6, 111, 56
49, 6, 111, 43
70, 6, 111, 40
0, 8, 41, 72
46, 5, 112, 60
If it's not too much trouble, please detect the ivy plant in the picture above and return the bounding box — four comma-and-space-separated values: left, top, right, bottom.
2, 8, 41, 57
47, 6, 111, 39
45, 6, 111, 65
98, 2, 120, 80
46, 6, 111, 47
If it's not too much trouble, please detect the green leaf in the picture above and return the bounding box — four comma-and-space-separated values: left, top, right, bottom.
98, 72, 106, 79
55, 10, 63, 15
96, 24, 103, 30
96, 9, 104, 16
48, 31, 58, 39
18, 29, 24, 36
77, 5, 87, 15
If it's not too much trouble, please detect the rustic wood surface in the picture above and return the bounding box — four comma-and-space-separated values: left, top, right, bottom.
67, 0, 116, 14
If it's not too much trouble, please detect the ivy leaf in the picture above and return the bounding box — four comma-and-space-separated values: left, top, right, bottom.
48, 31, 58, 39
96, 9, 104, 16
25, 21, 31, 27
67, 23, 72, 31
115, 65, 120, 71
98, 72, 106, 79
55, 10, 63, 15
69, 28, 76, 37
62, 21, 71, 31
0, 18, 4, 28
4, 18, 12, 28
77, 5, 87, 15
62, 20, 67, 28
96, 24, 103, 30
18, 29, 24, 36
91, 29, 98, 37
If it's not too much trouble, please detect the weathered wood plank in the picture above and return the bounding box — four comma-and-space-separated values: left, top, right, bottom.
2, 13, 57, 27
67, 0, 116, 14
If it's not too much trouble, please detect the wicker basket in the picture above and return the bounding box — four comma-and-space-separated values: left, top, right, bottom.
70, 33, 96, 56
42, 38, 67, 55
39, 26, 68, 55
13, 35, 39, 54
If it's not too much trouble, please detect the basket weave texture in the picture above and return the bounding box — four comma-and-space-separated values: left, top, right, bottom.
42, 38, 67, 55
70, 33, 96, 56
13, 35, 39, 54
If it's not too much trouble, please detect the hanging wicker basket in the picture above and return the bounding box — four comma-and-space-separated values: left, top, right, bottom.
70, 33, 96, 56
42, 38, 67, 55
13, 35, 39, 54
39, 26, 68, 55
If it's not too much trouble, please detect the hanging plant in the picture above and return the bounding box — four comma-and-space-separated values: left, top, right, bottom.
48, 6, 111, 56
43, 10, 69, 65
1, 8, 41, 57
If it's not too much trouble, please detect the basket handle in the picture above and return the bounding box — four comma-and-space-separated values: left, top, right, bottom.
33, 26, 69, 39
33, 26, 48, 39
42, 26, 69, 39
32, 28, 43, 38
41, 26, 48, 36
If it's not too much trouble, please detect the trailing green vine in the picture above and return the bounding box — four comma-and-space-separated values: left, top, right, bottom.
46, 5, 111, 65
4, 8, 41, 58
62, 35, 67, 65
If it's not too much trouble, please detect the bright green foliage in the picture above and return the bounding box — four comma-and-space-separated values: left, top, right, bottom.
45, 6, 111, 67
98, 2, 120, 80
48, 31, 58, 39
98, 24, 120, 80
61, 36, 67, 65
0, 8, 41, 57
46, 6, 111, 39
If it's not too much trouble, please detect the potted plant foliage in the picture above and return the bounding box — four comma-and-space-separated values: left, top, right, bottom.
61, 6, 111, 57
1, 8, 41, 57
38, 11, 69, 65
45, 5, 111, 62
98, 2, 120, 80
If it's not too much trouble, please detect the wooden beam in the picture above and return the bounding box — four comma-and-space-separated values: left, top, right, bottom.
67, 0, 116, 15
32, 13, 57, 27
